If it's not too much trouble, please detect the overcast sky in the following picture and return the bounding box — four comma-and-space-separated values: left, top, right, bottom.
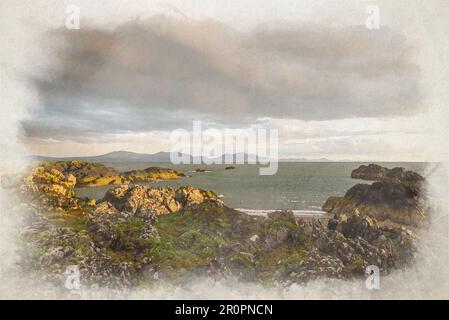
17, 0, 445, 161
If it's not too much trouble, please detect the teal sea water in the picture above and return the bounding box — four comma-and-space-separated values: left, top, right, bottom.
76, 162, 427, 214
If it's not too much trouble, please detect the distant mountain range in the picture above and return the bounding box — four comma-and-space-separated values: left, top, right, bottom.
32, 151, 178, 163
31, 150, 329, 163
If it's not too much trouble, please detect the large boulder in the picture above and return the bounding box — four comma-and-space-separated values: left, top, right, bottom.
99, 185, 223, 216
351, 164, 424, 192
323, 165, 427, 227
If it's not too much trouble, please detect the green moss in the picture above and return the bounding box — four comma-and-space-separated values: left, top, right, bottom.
230, 252, 254, 268
255, 245, 309, 279
283, 250, 308, 270
208, 217, 230, 229
347, 254, 365, 273
46, 208, 91, 231
297, 233, 313, 248
144, 212, 227, 277
100, 247, 140, 266
267, 219, 297, 231
114, 217, 156, 251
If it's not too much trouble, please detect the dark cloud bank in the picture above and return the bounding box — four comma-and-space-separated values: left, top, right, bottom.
24, 15, 421, 142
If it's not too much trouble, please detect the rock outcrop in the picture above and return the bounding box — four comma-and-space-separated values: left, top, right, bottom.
87, 209, 159, 251
323, 165, 427, 227
124, 167, 184, 183
15, 161, 186, 214
21, 200, 416, 288
291, 209, 415, 282
351, 164, 424, 193
37, 161, 184, 187
98, 185, 223, 215
20, 166, 80, 210
40, 160, 124, 187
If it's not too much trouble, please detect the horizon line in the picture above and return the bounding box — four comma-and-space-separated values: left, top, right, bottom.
26, 150, 431, 164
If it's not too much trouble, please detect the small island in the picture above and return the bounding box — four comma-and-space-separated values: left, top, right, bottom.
35, 160, 184, 187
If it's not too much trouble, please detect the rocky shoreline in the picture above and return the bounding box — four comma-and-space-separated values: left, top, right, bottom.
9, 162, 427, 289
37, 160, 184, 187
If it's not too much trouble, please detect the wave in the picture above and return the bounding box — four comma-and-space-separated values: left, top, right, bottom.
236, 208, 326, 217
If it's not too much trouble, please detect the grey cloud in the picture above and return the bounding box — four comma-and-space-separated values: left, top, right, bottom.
24, 16, 422, 140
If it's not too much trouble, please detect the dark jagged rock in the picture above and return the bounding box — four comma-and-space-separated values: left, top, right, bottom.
323, 165, 427, 226
351, 164, 424, 192
302, 210, 415, 280
351, 164, 390, 181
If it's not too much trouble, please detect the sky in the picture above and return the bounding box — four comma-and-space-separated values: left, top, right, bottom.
8, 0, 448, 161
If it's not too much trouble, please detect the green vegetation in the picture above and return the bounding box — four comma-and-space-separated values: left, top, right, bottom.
22, 201, 318, 284
256, 245, 309, 280
230, 252, 254, 268
346, 254, 365, 274
45, 207, 91, 231
267, 219, 297, 231
145, 212, 227, 277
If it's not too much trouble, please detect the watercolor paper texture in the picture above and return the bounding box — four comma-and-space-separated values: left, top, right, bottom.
0, 1, 448, 299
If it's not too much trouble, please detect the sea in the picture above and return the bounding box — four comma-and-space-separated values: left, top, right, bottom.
75, 162, 428, 217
